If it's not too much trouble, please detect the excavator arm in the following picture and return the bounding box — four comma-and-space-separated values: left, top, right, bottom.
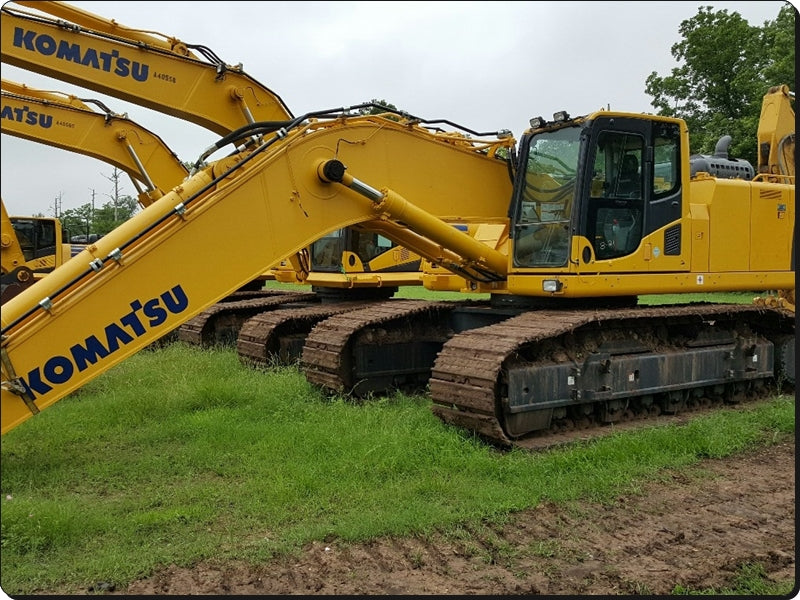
1, 113, 515, 434
756, 84, 795, 182
1, 78, 189, 207
1, 1, 293, 135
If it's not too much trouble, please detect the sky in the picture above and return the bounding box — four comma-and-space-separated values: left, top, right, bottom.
0, 0, 792, 216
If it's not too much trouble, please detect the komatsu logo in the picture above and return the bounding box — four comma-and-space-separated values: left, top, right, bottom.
12, 27, 150, 82
18, 285, 189, 400
1, 103, 54, 129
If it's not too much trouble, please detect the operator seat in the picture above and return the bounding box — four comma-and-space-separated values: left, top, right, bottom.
617, 154, 640, 197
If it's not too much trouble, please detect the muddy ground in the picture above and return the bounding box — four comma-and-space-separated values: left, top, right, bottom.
110, 439, 795, 596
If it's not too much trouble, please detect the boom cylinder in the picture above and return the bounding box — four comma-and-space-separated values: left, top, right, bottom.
318, 159, 508, 277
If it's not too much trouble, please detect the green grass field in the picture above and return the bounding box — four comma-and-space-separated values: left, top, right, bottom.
0, 288, 793, 594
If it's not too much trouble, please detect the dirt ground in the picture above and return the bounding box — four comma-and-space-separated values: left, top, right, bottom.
111, 439, 796, 596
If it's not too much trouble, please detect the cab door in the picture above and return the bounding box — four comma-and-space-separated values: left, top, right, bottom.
578, 117, 685, 272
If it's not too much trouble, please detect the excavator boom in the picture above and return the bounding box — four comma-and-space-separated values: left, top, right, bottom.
0, 113, 515, 434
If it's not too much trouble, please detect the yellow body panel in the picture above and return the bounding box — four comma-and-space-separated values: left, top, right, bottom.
749, 184, 795, 270
694, 176, 752, 272
689, 174, 794, 274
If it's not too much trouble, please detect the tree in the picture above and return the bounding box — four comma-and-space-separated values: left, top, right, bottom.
645, 3, 795, 164
59, 203, 94, 240
57, 166, 140, 239
92, 196, 138, 234
92, 167, 139, 234
760, 3, 796, 88
357, 99, 399, 116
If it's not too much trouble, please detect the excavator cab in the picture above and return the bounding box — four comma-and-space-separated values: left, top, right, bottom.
310, 228, 418, 275
1, 210, 70, 303
9, 216, 61, 263
510, 114, 684, 270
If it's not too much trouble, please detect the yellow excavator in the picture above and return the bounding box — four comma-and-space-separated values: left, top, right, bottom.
0, 1, 428, 349
1, 198, 72, 302
0, 77, 191, 301
0, 64, 793, 452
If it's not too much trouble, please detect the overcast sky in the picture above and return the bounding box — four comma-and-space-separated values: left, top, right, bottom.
0, 1, 791, 216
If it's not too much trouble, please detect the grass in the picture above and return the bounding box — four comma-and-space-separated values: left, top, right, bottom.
0, 288, 792, 594
672, 562, 796, 595
1, 342, 794, 594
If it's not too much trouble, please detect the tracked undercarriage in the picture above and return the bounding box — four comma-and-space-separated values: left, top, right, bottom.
237, 300, 372, 368
300, 299, 479, 395
177, 289, 319, 347
278, 299, 794, 449
431, 302, 795, 448
236, 297, 511, 393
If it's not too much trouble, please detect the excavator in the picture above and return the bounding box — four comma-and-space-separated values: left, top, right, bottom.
240, 87, 797, 376
0, 77, 190, 302
0, 0, 430, 349
1, 198, 72, 302
0, 65, 794, 449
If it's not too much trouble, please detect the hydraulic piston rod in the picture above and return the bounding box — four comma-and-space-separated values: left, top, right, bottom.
318, 159, 508, 278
